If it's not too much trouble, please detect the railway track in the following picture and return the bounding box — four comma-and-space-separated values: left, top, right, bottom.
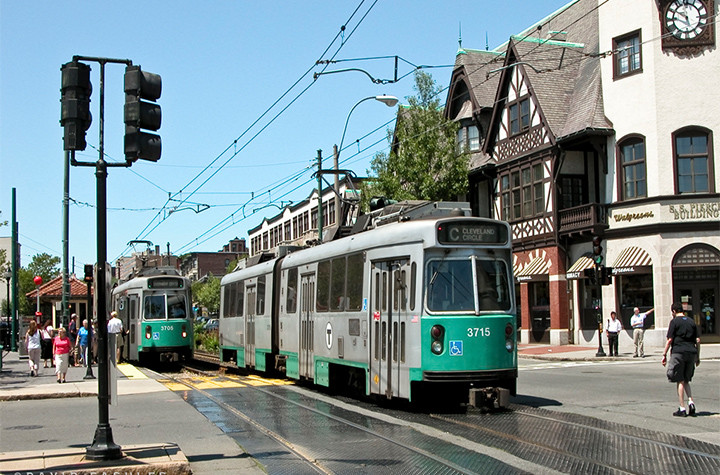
168, 352, 720, 474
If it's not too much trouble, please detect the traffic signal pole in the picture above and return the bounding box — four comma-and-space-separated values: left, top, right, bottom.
69, 57, 128, 461
62, 55, 162, 461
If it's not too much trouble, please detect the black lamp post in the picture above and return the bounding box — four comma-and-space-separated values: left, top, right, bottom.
84, 268, 95, 380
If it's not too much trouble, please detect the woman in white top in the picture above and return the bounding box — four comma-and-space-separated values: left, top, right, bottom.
26, 320, 42, 376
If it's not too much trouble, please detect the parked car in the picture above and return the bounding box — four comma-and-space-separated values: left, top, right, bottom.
203, 318, 219, 331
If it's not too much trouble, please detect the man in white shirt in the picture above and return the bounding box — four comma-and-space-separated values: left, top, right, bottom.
606, 311, 623, 357
631, 307, 654, 358
107, 311, 124, 363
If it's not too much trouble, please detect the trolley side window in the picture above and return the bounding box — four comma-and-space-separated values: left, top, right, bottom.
286, 268, 298, 314
346, 253, 363, 311
316, 260, 331, 312
257, 275, 266, 315
330, 257, 346, 311
236, 281, 244, 317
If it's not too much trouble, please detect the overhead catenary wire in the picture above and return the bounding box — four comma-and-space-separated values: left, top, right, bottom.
114, 0, 380, 261
122, 0, 685, 259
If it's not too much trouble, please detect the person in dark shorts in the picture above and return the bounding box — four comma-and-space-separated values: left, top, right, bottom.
661, 302, 700, 417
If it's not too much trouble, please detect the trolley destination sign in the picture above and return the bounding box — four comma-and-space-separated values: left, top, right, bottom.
437, 221, 509, 245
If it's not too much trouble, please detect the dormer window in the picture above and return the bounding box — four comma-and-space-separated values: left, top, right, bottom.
456, 124, 481, 153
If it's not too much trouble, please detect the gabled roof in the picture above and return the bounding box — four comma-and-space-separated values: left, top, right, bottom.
510, 37, 612, 140
481, 0, 612, 154
26, 275, 91, 298
450, 48, 505, 109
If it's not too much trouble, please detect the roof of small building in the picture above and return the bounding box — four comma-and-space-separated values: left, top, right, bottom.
26, 275, 91, 298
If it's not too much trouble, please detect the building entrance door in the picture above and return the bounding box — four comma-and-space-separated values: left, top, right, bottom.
676, 284, 717, 338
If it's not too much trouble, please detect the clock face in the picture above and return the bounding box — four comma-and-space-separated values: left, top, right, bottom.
666, 0, 709, 40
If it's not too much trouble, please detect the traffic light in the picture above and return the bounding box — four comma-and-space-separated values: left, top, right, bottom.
124, 65, 162, 162
60, 61, 92, 151
592, 235, 603, 265
84, 264, 94, 282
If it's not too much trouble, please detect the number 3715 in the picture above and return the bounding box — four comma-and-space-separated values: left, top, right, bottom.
467, 327, 490, 337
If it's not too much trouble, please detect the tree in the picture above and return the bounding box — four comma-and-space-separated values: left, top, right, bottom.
17, 253, 61, 315
192, 274, 221, 315
364, 70, 468, 206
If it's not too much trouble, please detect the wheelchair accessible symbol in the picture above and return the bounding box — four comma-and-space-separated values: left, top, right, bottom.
449, 340, 463, 356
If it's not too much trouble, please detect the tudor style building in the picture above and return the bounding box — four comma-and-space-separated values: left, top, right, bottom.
446, 0, 719, 346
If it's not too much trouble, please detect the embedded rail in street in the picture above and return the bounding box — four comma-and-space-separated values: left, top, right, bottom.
168, 352, 720, 474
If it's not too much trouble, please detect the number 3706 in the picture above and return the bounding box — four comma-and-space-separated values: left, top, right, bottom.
467, 327, 490, 337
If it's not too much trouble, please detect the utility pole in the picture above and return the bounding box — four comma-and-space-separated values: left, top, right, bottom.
333, 145, 341, 228
10, 188, 18, 351
316, 149, 323, 242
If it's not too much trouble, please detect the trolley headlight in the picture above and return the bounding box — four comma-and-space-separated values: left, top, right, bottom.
505, 323, 514, 352
431, 340, 443, 354
145, 325, 151, 340
181, 324, 187, 339
430, 324, 445, 355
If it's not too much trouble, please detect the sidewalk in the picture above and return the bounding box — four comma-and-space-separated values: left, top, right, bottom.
518, 342, 720, 361
0, 351, 264, 475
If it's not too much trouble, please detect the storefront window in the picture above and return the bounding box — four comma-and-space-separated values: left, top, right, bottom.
617, 273, 654, 328
580, 282, 601, 330
530, 282, 550, 343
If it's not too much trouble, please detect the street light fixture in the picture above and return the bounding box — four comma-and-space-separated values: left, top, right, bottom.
317, 95, 398, 241
338, 95, 399, 159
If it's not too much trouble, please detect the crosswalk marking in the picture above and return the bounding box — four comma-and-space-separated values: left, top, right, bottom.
159, 373, 295, 391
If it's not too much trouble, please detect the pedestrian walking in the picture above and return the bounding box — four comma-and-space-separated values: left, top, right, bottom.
107, 311, 124, 363
25, 320, 42, 376
91, 320, 98, 364
631, 307, 654, 358
662, 302, 700, 417
606, 311, 622, 357
68, 313, 79, 366
40, 319, 54, 368
76, 319, 90, 367
52, 327, 72, 383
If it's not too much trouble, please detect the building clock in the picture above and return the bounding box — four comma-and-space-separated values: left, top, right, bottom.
659, 0, 716, 53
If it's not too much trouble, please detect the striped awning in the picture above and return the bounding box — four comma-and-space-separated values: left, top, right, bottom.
611, 246, 652, 275
516, 255, 550, 282
566, 253, 594, 279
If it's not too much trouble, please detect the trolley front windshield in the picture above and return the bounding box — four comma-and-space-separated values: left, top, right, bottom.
426, 257, 511, 313
144, 293, 187, 320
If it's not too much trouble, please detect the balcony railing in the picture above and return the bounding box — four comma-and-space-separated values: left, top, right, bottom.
557, 202, 606, 235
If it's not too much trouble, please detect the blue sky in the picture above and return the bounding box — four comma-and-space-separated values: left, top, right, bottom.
1, 0, 570, 273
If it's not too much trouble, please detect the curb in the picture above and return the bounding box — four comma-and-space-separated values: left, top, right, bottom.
0, 444, 190, 475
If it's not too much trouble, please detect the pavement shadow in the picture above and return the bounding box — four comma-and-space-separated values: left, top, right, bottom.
511, 394, 562, 407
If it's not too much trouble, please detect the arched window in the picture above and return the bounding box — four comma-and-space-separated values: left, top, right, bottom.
618, 135, 647, 200
673, 127, 714, 194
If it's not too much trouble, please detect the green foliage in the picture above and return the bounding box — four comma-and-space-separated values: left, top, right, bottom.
18, 253, 61, 315
191, 274, 221, 314
364, 71, 468, 207
194, 322, 219, 354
